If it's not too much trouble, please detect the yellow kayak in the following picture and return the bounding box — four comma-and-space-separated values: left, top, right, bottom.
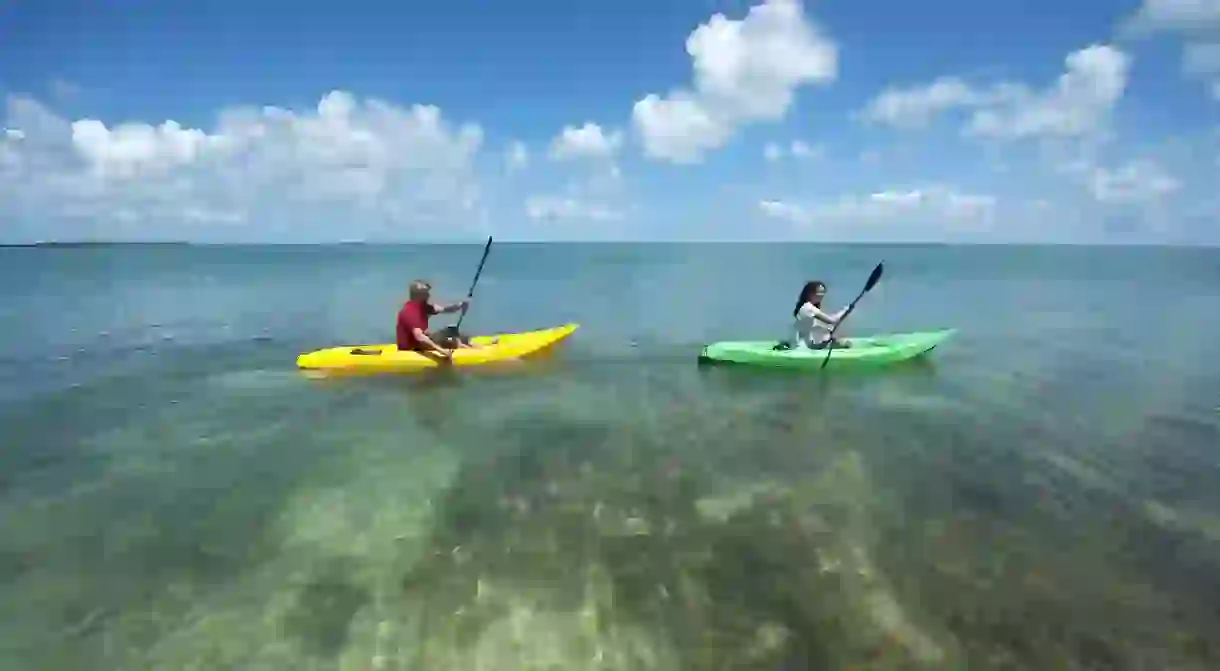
295, 323, 579, 373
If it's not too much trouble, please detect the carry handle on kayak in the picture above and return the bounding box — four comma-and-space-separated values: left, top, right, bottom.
821, 262, 884, 369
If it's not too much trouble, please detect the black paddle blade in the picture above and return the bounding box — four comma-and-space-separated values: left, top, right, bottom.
863, 262, 884, 293
821, 261, 884, 370
467, 236, 493, 295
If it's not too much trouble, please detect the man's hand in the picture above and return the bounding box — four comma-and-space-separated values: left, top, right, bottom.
415, 328, 452, 359
427, 342, 452, 360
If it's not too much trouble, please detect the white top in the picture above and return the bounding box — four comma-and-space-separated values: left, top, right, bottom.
793, 301, 839, 347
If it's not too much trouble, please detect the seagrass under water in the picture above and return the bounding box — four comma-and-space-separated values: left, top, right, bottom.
2, 242, 1219, 669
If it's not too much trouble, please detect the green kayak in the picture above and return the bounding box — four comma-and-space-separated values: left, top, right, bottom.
697, 329, 957, 370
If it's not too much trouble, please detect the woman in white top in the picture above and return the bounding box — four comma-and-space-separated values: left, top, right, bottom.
791, 280, 852, 349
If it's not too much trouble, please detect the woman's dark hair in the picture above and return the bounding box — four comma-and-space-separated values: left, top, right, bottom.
793, 280, 827, 317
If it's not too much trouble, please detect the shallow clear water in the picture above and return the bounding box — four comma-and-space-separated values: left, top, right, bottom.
2, 242, 1219, 669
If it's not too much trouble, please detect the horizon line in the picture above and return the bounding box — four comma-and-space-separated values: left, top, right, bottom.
2, 240, 1217, 249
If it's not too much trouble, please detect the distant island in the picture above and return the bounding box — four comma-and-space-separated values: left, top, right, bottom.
0, 241, 194, 248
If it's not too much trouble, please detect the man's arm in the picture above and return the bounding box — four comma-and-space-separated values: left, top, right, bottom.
412, 327, 450, 356
431, 299, 469, 315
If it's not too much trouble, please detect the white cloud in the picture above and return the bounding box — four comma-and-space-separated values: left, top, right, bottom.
761, 138, 819, 161
971, 45, 1129, 140
1182, 42, 1220, 98
523, 147, 629, 225
0, 91, 487, 241
764, 139, 821, 161
631, 0, 837, 164
764, 141, 781, 161
860, 77, 996, 129
505, 140, 529, 171
70, 118, 221, 179
862, 44, 1131, 141
1123, 0, 1220, 35
790, 140, 819, 158
758, 198, 807, 220
1053, 152, 1183, 205
634, 92, 733, 164
579, 162, 623, 195
1087, 160, 1181, 204
524, 195, 622, 222
759, 184, 997, 228
1122, 1, 1220, 99
549, 122, 622, 161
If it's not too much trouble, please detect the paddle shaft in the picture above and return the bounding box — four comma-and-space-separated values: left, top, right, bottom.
454, 235, 493, 331
821, 262, 884, 369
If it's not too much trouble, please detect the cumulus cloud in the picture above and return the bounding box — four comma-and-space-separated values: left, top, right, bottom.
758, 198, 808, 221
631, 0, 837, 164
524, 148, 629, 226
861, 44, 1131, 140
1077, 158, 1189, 239
1182, 41, 1220, 97
70, 118, 221, 179
860, 77, 999, 129
549, 122, 622, 161
972, 46, 1130, 140
1052, 150, 1184, 203
524, 195, 622, 222
1088, 161, 1181, 203
1122, 0, 1220, 35
0, 90, 486, 241
759, 185, 997, 228
1122, 0, 1220, 100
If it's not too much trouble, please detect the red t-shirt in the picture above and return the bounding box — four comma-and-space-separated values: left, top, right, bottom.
396, 300, 437, 350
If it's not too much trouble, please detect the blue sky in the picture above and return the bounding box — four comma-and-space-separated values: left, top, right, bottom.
1, 0, 1217, 243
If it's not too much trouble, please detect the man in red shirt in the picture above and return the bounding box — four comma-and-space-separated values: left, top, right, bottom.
396, 279, 475, 358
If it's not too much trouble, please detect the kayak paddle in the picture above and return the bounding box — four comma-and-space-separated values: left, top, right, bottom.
820, 262, 884, 370
454, 235, 492, 332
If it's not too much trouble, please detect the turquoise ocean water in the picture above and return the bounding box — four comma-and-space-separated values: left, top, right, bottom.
2, 242, 1219, 670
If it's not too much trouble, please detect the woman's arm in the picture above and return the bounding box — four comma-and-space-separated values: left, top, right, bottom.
807, 304, 844, 325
